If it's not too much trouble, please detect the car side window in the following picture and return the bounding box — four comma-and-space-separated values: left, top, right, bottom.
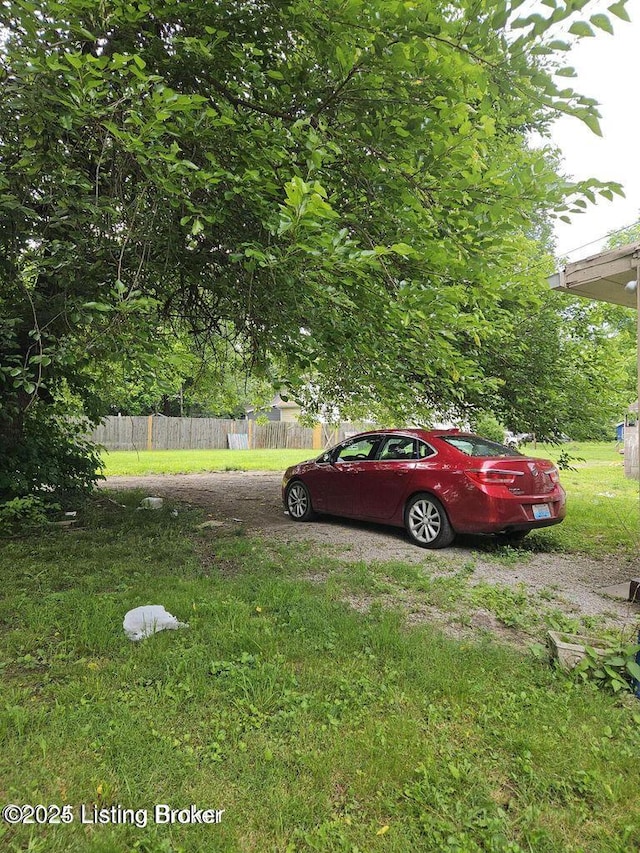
379, 436, 416, 461
335, 437, 380, 462
417, 440, 436, 459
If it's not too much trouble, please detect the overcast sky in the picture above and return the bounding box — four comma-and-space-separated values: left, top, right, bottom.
547, 2, 639, 262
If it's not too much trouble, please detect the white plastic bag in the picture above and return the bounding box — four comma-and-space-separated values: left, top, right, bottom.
139, 497, 164, 509
123, 605, 188, 641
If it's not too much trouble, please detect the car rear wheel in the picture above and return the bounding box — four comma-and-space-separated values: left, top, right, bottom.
286, 481, 316, 521
404, 493, 455, 549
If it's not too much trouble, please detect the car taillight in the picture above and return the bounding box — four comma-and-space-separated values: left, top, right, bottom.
465, 469, 523, 486
547, 467, 560, 484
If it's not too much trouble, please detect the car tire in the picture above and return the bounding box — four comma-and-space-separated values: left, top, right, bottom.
285, 480, 316, 521
404, 493, 455, 549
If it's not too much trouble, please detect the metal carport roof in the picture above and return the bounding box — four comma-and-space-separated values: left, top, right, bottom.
549, 241, 639, 480
548, 241, 640, 308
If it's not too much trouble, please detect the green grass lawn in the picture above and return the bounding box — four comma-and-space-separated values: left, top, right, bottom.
0, 496, 638, 852
102, 443, 640, 557
102, 448, 313, 475
100, 442, 625, 477
520, 442, 639, 557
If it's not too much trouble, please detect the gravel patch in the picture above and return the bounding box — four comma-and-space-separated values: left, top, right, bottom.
103, 471, 640, 634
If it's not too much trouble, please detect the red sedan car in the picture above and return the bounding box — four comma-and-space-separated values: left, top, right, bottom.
282, 429, 566, 548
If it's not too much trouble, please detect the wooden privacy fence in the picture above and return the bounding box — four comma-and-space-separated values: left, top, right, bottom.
91, 416, 362, 451
91, 417, 244, 451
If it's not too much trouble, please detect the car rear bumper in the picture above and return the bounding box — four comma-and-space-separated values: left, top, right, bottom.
449, 488, 566, 535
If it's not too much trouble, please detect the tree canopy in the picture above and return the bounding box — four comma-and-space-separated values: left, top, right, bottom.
0, 0, 631, 496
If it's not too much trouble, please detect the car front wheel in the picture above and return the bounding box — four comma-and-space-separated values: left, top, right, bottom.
286, 481, 316, 521
404, 493, 455, 549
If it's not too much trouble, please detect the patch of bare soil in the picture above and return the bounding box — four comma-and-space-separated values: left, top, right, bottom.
103, 472, 640, 639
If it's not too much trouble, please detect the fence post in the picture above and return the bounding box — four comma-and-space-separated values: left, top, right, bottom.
313, 424, 322, 450
248, 419, 253, 450
147, 415, 153, 451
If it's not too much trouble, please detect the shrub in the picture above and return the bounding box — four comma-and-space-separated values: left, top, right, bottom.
473, 412, 506, 444
0, 404, 103, 505
0, 495, 58, 534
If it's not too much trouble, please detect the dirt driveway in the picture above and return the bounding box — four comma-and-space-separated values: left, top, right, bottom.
104, 471, 640, 633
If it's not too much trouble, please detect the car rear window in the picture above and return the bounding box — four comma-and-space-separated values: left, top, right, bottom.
440, 435, 523, 458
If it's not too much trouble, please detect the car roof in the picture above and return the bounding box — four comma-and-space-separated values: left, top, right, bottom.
349, 428, 462, 441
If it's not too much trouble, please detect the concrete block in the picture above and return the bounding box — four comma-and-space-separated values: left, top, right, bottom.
547, 631, 608, 671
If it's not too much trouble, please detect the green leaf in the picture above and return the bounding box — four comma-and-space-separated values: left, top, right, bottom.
65, 53, 83, 69
76, 26, 96, 40
390, 243, 415, 257
82, 302, 112, 312
579, 112, 603, 136
590, 14, 614, 34
568, 21, 595, 37
491, 8, 509, 28
511, 14, 549, 30
625, 660, 640, 681
101, 121, 123, 138
608, 2, 630, 22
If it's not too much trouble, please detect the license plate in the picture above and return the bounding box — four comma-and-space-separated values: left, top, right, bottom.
532, 504, 551, 520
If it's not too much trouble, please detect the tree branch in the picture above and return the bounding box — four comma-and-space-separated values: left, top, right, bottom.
209, 79, 315, 126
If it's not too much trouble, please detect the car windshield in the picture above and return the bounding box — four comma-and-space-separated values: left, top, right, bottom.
440, 435, 523, 458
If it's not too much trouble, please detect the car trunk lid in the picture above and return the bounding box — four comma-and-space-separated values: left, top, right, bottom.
466, 457, 559, 496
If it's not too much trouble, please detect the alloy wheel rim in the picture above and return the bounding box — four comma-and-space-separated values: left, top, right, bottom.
408, 500, 441, 543
288, 484, 308, 518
